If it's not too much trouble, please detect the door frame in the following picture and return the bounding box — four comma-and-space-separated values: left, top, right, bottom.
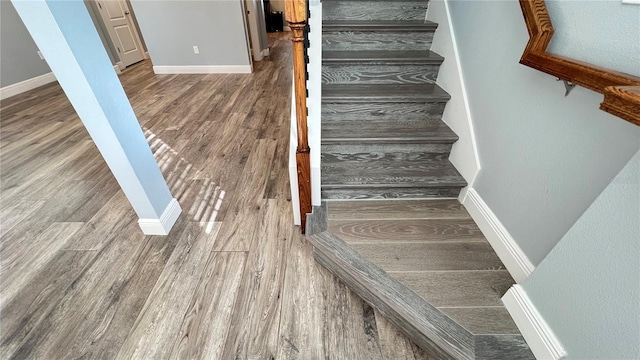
243, 0, 269, 61
93, 0, 147, 70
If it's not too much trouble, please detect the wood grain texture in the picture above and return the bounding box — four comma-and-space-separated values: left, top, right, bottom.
116, 222, 222, 359
276, 225, 329, 360
323, 50, 444, 64
323, 83, 450, 102
322, 186, 462, 200
323, 1, 429, 21
306, 202, 328, 235
220, 199, 292, 360
213, 139, 277, 251
438, 307, 520, 335
284, 0, 307, 23
391, 271, 514, 307
0, 249, 97, 359
321, 148, 453, 162
319, 199, 527, 355
327, 199, 470, 220
600, 85, 640, 126
351, 242, 505, 272
474, 335, 535, 360
169, 251, 247, 360
321, 159, 467, 187
321, 101, 447, 121
0, 33, 430, 359
0, 222, 83, 309
323, 20, 438, 32
323, 31, 434, 51
0, 200, 44, 237
519, 0, 640, 126
374, 310, 435, 360
330, 218, 484, 243
290, 22, 313, 231
322, 63, 439, 84
322, 120, 457, 144
310, 231, 475, 360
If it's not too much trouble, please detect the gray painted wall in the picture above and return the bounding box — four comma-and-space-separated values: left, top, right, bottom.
448, 0, 640, 265
1, 0, 119, 88
546, 0, 640, 77
0, 1, 51, 87
523, 149, 640, 359
130, 0, 251, 67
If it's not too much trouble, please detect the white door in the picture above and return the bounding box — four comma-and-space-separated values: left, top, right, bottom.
96, 0, 145, 67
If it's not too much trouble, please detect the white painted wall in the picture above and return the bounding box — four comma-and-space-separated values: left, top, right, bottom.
546, 0, 640, 77
522, 149, 640, 359
426, 0, 480, 198
448, 0, 640, 266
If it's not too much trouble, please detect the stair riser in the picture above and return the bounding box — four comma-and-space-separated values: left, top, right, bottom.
322, 63, 439, 85
322, 152, 451, 162
322, 102, 446, 121
323, 1, 429, 21
323, 31, 433, 51
321, 187, 462, 200
323, 144, 453, 158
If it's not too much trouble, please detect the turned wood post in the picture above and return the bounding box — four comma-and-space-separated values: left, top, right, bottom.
285, 0, 312, 232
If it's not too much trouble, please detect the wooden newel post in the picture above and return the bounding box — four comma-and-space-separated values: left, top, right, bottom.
285, 0, 312, 232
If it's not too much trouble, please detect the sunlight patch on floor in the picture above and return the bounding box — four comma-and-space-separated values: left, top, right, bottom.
144, 127, 225, 233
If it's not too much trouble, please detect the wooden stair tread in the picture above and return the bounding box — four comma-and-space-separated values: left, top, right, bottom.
321, 159, 467, 188
308, 231, 475, 359
306, 202, 534, 358
327, 199, 471, 220
323, 50, 444, 64
324, 0, 430, 3
322, 120, 458, 144
349, 242, 504, 271
329, 218, 484, 243
439, 307, 520, 336
390, 271, 514, 308
323, 19, 438, 32
323, 83, 451, 102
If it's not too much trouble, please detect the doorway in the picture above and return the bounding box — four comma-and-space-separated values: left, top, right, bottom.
94, 0, 146, 68
244, 0, 269, 61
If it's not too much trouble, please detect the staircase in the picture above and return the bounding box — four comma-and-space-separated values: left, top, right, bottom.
320, 1, 466, 200
307, 1, 535, 359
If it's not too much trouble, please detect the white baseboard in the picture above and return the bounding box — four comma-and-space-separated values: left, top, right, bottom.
138, 198, 182, 235
143, 51, 150, 59
114, 64, 122, 74
503, 285, 566, 360
0, 72, 56, 100
152, 65, 252, 74
463, 188, 535, 283
116, 61, 125, 71
261, 48, 270, 57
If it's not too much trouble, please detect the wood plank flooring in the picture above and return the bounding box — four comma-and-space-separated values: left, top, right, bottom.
326, 200, 520, 336
0, 33, 429, 360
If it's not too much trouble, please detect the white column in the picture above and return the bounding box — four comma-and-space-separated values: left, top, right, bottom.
11, 0, 181, 235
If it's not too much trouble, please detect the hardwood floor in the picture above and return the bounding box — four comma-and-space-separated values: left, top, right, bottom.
0, 33, 430, 360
